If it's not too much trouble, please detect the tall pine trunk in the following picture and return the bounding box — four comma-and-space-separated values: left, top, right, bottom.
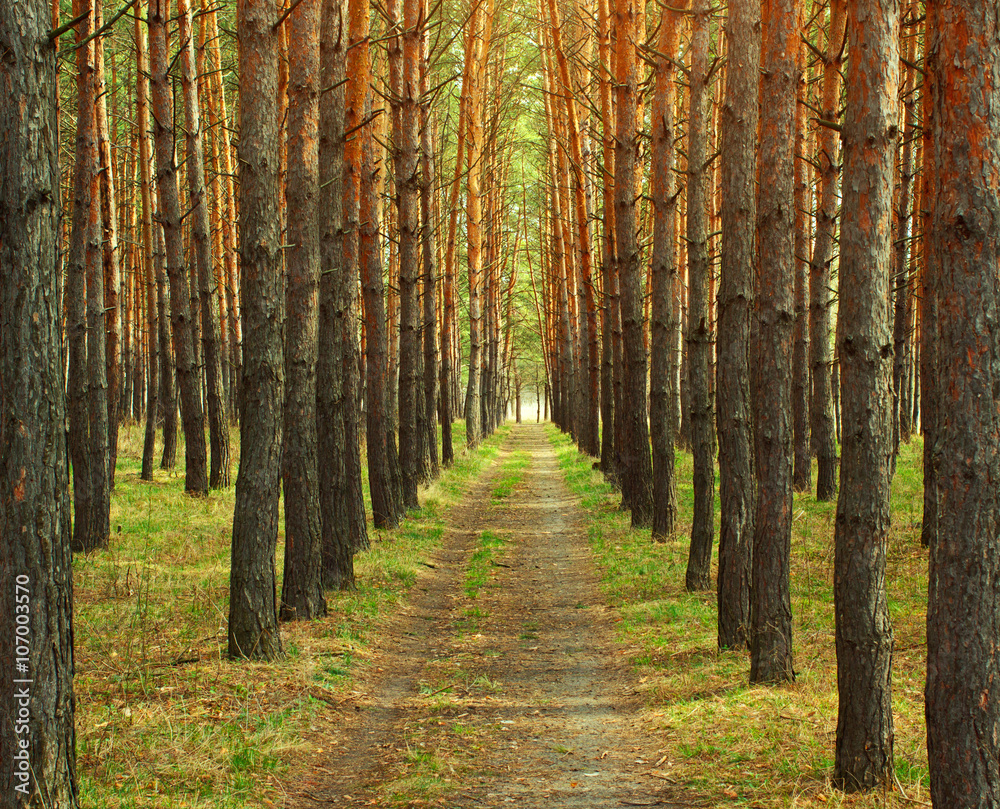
925, 4, 1000, 804
833, 0, 898, 788
613, 0, 653, 527
809, 0, 845, 502
0, 4, 77, 799
149, 0, 209, 495
178, 0, 230, 489
685, 0, 715, 589
229, 0, 284, 661
280, 0, 327, 621
318, 0, 361, 587
649, 0, 684, 539
750, 0, 800, 685
717, 0, 759, 650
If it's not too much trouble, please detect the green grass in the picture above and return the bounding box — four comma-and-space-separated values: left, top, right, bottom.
74, 418, 508, 808
547, 423, 930, 808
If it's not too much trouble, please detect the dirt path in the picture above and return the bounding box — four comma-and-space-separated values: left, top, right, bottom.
287, 424, 687, 808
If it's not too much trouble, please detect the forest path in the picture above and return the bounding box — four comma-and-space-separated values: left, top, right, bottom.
285, 424, 688, 808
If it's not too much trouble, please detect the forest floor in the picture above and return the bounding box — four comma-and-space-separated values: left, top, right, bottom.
282, 424, 691, 808
75, 421, 931, 809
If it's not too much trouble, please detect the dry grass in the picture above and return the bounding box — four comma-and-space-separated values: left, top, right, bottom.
74, 420, 504, 808
549, 424, 930, 808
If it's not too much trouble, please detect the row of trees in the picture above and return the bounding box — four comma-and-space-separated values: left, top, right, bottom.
535, 0, 1000, 802
3, 0, 542, 800
3, 0, 998, 806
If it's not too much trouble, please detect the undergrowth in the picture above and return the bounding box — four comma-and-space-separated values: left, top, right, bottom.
547, 423, 929, 809
74, 419, 509, 808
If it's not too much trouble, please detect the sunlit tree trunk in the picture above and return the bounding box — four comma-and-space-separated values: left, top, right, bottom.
596, 0, 616, 475
613, 0, 653, 527
717, 0, 760, 650
93, 4, 122, 491
464, 0, 489, 448
925, 4, 1000, 804
833, 0, 898, 789
649, 0, 684, 540
279, 0, 327, 621
67, 0, 97, 552
149, 0, 208, 495
0, 3, 77, 798
229, 0, 284, 661
136, 0, 159, 481
318, 0, 361, 587
685, 0, 715, 588
809, 0, 845, 502
791, 41, 811, 493
750, 0, 800, 685
178, 0, 230, 489
353, 0, 403, 528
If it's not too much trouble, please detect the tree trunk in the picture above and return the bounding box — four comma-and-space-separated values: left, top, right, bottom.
420, 63, 440, 478
919, 3, 937, 549
925, 5, 1000, 805
137, 0, 159, 482
392, 0, 423, 509
353, 0, 402, 529
792, 47, 811, 493
67, 0, 96, 553
613, 0, 653, 527
318, 0, 360, 588
86, 27, 110, 549
280, 0, 327, 621
0, 6, 77, 802
149, 0, 208, 495
685, 0, 715, 588
463, 0, 488, 448
229, 0, 284, 661
597, 0, 616, 476
178, 0, 230, 489
156, 224, 176, 470
809, 0, 845, 502
833, 0, 898, 788
890, 7, 917, 465
717, 0, 759, 650
649, 0, 684, 540
750, 0, 800, 685
93, 5, 122, 492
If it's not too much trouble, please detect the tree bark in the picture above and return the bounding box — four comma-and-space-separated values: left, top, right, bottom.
93, 4, 122, 492
596, 0, 616, 476
280, 0, 327, 621
420, 50, 440, 479
685, 0, 715, 589
833, 0, 898, 789
925, 5, 1000, 805
750, 0, 800, 685
649, 0, 684, 540
791, 46, 811, 493
392, 0, 423, 509
67, 0, 96, 553
809, 0, 845, 502
229, 0, 284, 661
463, 0, 488, 448
178, 0, 230, 489
136, 0, 159, 482
613, 0, 653, 527
318, 0, 361, 588
353, 0, 403, 529
149, 0, 209, 495
0, 6, 78, 802
717, 0, 759, 650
